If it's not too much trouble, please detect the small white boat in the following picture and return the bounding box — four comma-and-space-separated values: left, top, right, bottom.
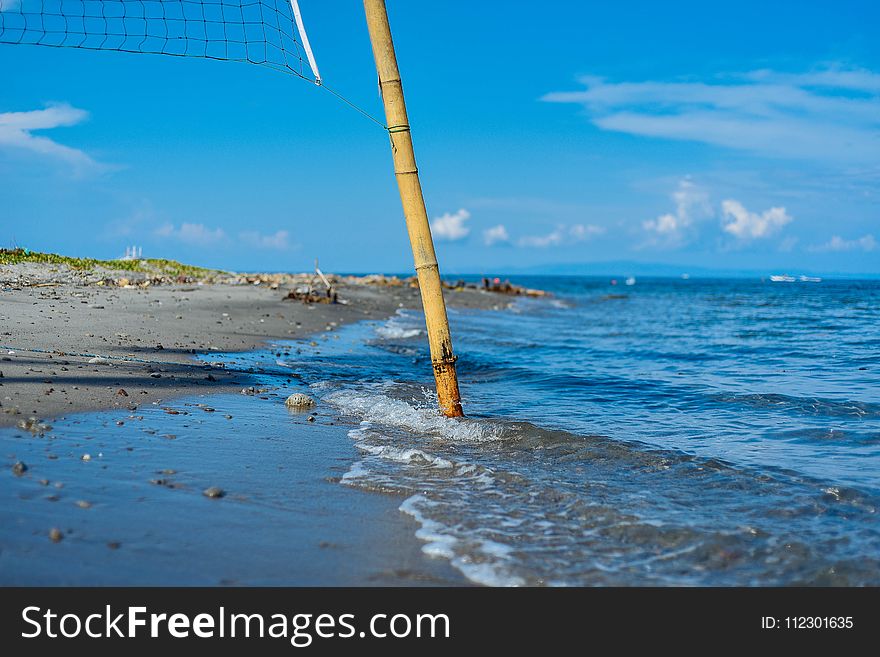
770, 274, 796, 282
798, 275, 822, 282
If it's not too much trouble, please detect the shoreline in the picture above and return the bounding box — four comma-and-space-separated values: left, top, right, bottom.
0, 261, 511, 586
0, 262, 507, 427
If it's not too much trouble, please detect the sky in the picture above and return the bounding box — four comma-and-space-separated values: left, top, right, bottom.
1, 0, 878, 276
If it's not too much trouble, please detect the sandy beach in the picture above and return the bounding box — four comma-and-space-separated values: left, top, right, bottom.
0, 259, 507, 586
0, 261, 501, 425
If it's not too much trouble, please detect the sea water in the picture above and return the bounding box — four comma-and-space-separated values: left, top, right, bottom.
208, 276, 880, 586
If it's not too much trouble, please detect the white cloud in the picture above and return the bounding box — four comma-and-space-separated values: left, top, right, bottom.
721, 200, 792, 240
431, 208, 470, 241
809, 234, 876, 252
239, 229, 291, 250
642, 178, 711, 246
543, 66, 880, 164
483, 224, 510, 246
517, 223, 603, 248
0, 103, 99, 173
569, 223, 605, 240
155, 222, 227, 245
518, 229, 564, 248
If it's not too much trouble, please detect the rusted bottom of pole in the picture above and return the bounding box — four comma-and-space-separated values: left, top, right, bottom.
432, 360, 463, 417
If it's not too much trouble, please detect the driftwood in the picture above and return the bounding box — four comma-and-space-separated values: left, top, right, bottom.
284, 285, 338, 304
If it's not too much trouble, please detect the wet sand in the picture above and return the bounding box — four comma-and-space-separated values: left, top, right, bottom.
0, 267, 501, 425
0, 264, 507, 586
1, 395, 469, 585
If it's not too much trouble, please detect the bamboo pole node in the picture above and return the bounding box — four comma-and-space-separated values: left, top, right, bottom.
364, 0, 464, 418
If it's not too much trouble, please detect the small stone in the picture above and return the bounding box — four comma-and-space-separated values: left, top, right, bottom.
75, 500, 92, 509
203, 486, 225, 499
116, 388, 128, 397
307, 416, 316, 422
149, 372, 162, 378
17, 417, 52, 435
81, 454, 91, 461
12, 461, 27, 476
49, 528, 63, 543
285, 393, 315, 409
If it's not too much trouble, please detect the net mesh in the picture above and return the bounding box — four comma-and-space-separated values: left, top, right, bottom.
0, 0, 310, 77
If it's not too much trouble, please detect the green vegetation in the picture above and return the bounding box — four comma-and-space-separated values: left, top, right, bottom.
0, 248, 221, 278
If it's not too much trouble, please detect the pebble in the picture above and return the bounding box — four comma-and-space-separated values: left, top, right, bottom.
49, 528, 63, 543
81, 454, 91, 461
17, 417, 52, 435
285, 393, 315, 409
75, 500, 92, 509
12, 461, 28, 476
203, 486, 225, 499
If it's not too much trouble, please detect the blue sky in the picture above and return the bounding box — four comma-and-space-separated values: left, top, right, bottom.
1, 0, 878, 275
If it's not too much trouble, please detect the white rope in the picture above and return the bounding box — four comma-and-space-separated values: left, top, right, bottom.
290, 0, 322, 84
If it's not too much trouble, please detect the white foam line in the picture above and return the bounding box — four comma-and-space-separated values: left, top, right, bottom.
324, 390, 503, 442
400, 495, 526, 587
355, 443, 455, 469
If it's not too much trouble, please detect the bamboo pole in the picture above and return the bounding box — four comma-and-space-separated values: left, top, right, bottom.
363, 0, 464, 417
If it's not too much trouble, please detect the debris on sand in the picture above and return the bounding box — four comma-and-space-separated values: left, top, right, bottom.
354, 274, 405, 287
203, 486, 225, 499
285, 393, 315, 409
284, 285, 338, 304
480, 277, 547, 297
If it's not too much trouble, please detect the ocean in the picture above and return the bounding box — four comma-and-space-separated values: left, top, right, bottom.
208, 276, 880, 586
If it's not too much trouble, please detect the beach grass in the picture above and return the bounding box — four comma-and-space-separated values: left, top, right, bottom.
0, 248, 220, 278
